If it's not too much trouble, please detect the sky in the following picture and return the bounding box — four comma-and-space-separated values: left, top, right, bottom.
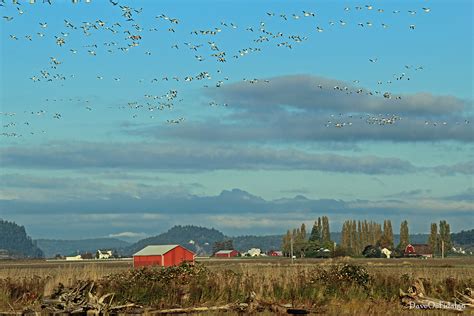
0, 0, 472, 241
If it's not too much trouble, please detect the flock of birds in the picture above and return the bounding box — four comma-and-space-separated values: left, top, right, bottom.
1, 0, 470, 138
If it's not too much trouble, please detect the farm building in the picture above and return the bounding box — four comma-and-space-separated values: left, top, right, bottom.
245, 248, 262, 257
268, 250, 283, 257
404, 244, 433, 258
214, 249, 239, 258
96, 249, 113, 259
133, 245, 195, 268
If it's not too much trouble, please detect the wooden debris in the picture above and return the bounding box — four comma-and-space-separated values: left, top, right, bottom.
400, 279, 473, 312
40, 280, 139, 313
146, 291, 310, 315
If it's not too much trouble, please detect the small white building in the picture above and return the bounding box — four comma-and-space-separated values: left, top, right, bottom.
65, 255, 82, 261
381, 248, 392, 258
97, 249, 113, 259
246, 248, 262, 257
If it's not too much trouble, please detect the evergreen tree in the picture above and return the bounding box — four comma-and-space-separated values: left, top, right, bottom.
309, 219, 321, 242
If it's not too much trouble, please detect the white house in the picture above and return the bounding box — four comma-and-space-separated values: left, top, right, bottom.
381, 248, 392, 258
97, 249, 113, 259
246, 248, 262, 257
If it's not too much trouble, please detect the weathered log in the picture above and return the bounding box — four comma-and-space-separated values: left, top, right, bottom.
41, 280, 140, 313
146, 303, 248, 314
400, 279, 473, 312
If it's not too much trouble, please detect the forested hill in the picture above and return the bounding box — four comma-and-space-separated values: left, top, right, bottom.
0, 219, 43, 258
452, 229, 474, 245
127, 225, 226, 256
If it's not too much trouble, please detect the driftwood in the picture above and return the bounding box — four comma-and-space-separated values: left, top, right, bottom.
40, 280, 139, 313
39, 283, 310, 315
145, 303, 249, 314
400, 279, 473, 312
146, 291, 309, 315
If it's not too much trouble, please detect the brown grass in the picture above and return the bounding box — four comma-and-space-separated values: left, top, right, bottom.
0, 257, 472, 315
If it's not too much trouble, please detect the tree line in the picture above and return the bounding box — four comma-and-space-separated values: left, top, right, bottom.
282, 216, 333, 257
282, 217, 454, 258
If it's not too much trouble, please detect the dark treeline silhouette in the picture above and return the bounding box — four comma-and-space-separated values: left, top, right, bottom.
0, 219, 43, 258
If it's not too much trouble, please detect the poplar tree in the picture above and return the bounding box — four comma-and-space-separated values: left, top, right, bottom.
379, 220, 394, 249
429, 223, 438, 255
350, 220, 357, 255
439, 220, 452, 254
398, 220, 410, 250
321, 216, 331, 244
282, 230, 292, 256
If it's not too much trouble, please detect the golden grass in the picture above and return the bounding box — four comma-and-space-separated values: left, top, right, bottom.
0, 257, 472, 314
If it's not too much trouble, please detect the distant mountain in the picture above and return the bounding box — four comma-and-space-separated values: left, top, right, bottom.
36, 238, 130, 258
0, 219, 43, 258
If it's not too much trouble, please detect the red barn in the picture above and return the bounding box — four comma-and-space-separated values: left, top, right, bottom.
133, 245, 195, 268
214, 249, 239, 258
404, 244, 433, 258
268, 250, 283, 257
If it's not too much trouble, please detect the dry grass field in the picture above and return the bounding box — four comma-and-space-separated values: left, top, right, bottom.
0, 257, 473, 315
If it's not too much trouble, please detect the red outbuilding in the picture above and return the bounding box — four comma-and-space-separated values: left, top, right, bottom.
133, 245, 195, 268
268, 250, 283, 257
404, 244, 433, 258
214, 249, 239, 258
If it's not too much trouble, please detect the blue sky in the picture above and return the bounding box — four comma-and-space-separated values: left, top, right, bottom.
0, 0, 472, 241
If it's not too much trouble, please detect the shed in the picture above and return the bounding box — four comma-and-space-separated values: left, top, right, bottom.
133, 245, 195, 268
268, 250, 283, 257
214, 249, 239, 258
405, 244, 433, 258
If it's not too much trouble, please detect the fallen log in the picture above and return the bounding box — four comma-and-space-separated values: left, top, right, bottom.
145, 292, 310, 315
40, 280, 140, 313
400, 279, 473, 312
146, 303, 249, 314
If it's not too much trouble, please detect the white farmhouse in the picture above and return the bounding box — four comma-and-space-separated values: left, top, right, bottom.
246, 248, 262, 257
97, 249, 113, 259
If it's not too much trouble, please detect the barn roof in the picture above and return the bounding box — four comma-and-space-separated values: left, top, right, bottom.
405, 244, 433, 255
133, 245, 180, 256
215, 249, 237, 254
411, 244, 433, 255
